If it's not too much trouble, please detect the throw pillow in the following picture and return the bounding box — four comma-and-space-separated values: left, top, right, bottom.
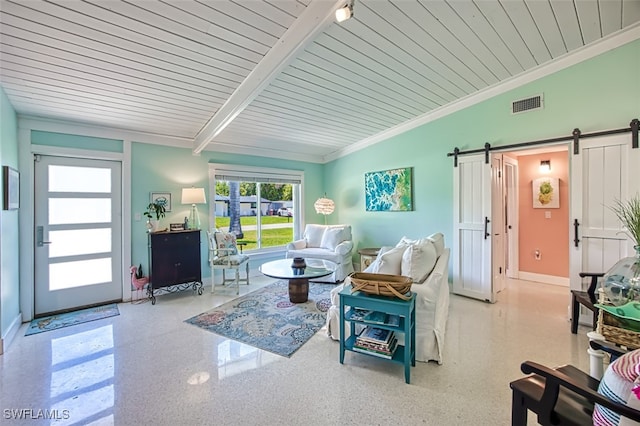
375, 245, 407, 275
214, 232, 238, 256
620, 377, 640, 426
594, 349, 640, 425
427, 232, 445, 258
305, 224, 326, 248
321, 227, 344, 251
401, 240, 438, 283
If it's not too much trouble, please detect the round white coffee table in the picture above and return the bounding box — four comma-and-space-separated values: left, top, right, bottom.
259, 258, 337, 303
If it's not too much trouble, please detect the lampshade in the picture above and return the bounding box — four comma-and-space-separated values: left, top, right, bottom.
335, 2, 353, 23
314, 196, 335, 215
181, 187, 206, 204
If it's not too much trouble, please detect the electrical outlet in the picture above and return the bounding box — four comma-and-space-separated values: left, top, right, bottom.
545, 211, 551, 219
534, 249, 541, 260
135, 213, 141, 221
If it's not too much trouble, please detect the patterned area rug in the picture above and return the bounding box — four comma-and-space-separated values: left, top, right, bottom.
185, 280, 334, 357
25, 304, 120, 336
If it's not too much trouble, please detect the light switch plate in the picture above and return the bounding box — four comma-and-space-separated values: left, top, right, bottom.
545, 211, 551, 219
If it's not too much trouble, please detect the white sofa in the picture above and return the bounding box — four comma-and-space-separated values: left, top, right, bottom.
285, 224, 354, 282
326, 233, 450, 364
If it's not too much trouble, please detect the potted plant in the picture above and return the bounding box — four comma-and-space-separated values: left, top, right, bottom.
144, 202, 166, 232
601, 194, 640, 305
611, 194, 640, 251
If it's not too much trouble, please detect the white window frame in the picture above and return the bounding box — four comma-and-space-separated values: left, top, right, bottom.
208, 163, 305, 253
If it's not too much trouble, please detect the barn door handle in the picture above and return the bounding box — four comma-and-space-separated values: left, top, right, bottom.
573, 219, 580, 247
484, 217, 490, 239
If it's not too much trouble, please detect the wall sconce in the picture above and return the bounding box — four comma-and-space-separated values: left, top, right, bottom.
539, 160, 551, 173
335, 1, 354, 23
181, 187, 206, 230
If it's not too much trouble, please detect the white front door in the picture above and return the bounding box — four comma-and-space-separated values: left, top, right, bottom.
34, 155, 123, 315
452, 154, 494, 302
569, 134, 640, 325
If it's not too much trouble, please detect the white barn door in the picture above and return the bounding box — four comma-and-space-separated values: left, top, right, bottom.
453, 154, 495, 302
570, 133, 640, 326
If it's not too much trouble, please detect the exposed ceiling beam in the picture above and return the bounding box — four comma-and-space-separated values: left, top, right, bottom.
192, 0, 344, 154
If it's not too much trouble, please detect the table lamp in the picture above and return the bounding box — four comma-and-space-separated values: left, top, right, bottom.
181, 187, 206, 230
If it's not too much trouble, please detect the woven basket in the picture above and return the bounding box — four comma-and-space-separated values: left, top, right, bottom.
598, 310, 640, 350
349, 272, 412, 300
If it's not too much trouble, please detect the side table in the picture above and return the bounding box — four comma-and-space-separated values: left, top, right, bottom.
339, 286, 416, 383
358, 247, 380, 271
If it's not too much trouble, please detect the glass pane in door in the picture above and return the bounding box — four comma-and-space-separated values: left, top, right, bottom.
49, 166, 112, 192
49, 258, 112, 291
49, 198, 111, 224
49, 229, 112, 258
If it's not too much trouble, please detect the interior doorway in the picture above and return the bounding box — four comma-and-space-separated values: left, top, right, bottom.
497, 146, 571, 290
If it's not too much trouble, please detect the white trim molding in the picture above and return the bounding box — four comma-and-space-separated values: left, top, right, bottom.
518, 271, 570, 287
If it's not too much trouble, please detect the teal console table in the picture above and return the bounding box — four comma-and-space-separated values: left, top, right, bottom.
339, 286, 416, 383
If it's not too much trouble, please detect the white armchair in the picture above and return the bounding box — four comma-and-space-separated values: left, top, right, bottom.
286, 224, 354, 282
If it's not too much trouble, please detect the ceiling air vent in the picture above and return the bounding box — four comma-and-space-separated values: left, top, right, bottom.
511, 94, 543, 114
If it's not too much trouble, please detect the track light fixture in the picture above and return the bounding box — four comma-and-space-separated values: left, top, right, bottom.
335, 0, 354, 23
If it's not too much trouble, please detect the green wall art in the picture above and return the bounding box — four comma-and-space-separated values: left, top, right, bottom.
364, 167, 413, 212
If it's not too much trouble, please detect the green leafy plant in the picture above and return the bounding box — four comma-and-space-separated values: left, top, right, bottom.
610, 194, 640, 248
144, 202, 166, 221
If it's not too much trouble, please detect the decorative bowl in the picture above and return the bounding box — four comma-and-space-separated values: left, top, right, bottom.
291, 257, 306, 269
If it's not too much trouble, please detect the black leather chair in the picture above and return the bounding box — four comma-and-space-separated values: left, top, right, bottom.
571, 272, 604, 334
510, 340, 637, 425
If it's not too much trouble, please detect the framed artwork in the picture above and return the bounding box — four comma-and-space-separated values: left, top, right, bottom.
365, 167, 413, 211
150, 192, 172, 212
2, 166, 19, 210
532, 177, 559, 208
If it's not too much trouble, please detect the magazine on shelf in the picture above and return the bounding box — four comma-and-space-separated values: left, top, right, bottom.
386, 314, 400, 327
355, 337, 398, 354
353, 338, 398, 359
357, 326, 393, 345
346, 308, 372, 321
363, 311, 388, 324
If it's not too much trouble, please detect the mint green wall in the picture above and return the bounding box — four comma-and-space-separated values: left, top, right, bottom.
325, 39, 640, 252
31, 131, 123, 152
0, 86, 20, 341
131, 142, 324, 277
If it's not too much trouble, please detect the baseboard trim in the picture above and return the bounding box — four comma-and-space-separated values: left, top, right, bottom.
1, 312, 23, 354
518, 271, 569, 287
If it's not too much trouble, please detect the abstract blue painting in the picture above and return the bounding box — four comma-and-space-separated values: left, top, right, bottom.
365, 167, 413, 211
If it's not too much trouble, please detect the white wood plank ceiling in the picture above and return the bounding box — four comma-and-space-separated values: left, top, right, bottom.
1, 0, 639, 163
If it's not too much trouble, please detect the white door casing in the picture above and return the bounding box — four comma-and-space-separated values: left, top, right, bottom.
503, 155, 519, 279
491, 154, 506, 294
569, 133, 640, 325
34, 155, 123, 315
453, 154, 495, 302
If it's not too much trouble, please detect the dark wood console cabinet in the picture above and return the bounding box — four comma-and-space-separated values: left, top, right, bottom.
148, 230, 203, 304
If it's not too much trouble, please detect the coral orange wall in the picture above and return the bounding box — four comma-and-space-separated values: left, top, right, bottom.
518, 151, 569, 277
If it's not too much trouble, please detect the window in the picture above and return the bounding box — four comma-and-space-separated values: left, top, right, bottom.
209, 164, 304, 252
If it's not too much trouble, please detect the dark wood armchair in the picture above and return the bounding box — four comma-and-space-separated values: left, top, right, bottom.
571, 272, 604, 333
510, 340, 639, 425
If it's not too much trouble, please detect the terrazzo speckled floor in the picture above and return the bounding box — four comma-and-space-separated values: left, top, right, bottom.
0, 276, 591, 425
